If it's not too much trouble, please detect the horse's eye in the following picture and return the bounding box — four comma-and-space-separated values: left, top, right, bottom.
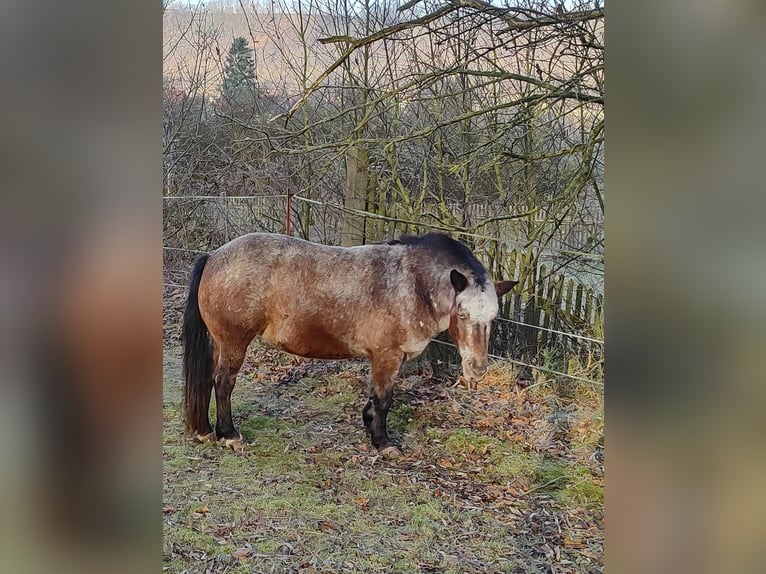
457, 312, 468, 320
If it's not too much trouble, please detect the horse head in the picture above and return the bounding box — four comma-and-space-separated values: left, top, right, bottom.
448, 270, 517, 384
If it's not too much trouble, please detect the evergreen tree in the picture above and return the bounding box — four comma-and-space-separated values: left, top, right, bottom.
221, 37, 256, 105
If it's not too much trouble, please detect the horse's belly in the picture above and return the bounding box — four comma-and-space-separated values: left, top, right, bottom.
262, 320, 362, 360
277, 339, 357, 360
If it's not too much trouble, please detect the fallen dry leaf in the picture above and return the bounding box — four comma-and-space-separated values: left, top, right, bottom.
319, 521, 337, 532
233, 546, 252, 562
563, 537, 586, 549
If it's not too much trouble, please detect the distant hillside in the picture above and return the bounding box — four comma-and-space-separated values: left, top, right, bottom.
164, 5, 359, 96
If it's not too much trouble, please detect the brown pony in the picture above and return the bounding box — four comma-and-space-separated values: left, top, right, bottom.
182, 232, 516, 455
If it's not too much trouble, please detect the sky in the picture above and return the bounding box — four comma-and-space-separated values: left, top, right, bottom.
168, 0, 597, 9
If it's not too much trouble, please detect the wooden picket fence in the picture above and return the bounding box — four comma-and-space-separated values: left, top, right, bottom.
487, 244, 603, 360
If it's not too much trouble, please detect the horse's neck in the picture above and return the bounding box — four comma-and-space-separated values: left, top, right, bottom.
415, 265, 455, 329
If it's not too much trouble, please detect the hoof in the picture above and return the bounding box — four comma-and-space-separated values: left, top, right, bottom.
379, 444, 403, 459
195, 431, 217, 443
223, 436, 246, 452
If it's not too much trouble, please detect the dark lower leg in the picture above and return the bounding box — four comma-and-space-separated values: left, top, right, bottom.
362, 399, 374, 430
213, 374, 240, 440
364, 389, 394, 449
364, 354, 404, 450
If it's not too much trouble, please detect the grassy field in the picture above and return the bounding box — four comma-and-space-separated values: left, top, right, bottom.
162, 341, 603, 574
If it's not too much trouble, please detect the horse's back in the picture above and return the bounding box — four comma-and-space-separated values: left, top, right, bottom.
196, 233, 411, 358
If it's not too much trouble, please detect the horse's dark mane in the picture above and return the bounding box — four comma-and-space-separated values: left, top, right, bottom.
387, 232, 489, 286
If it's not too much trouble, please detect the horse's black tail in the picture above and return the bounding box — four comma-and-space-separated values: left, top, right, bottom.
182, 253, 213, 436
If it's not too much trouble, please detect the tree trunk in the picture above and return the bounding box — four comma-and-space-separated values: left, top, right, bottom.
341, 145, 368, 246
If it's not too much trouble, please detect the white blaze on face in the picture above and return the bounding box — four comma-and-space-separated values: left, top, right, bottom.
453, 283, 499, 381
456, 285, 499, 323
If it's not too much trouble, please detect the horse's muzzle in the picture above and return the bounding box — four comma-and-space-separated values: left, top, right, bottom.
462, 359, 488, 384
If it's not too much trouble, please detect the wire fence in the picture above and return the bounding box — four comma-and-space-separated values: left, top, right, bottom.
429, 339, 602, 386
163, 193, 605, 263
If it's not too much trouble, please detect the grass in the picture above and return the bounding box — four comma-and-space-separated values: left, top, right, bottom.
163, 343, 603, 573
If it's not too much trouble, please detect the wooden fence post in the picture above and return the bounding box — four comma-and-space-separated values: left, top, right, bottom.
341, 145, 368, 246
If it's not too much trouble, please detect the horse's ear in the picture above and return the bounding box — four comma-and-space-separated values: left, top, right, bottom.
450, 269, 468, 293
494, 280, 518, 297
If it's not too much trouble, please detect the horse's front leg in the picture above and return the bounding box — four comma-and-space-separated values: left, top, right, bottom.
363, 352, 405, 457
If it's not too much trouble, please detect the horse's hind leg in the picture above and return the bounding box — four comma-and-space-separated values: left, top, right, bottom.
363, 352, 405, 457
192, 342, 220, 443
212, 339, 248, 451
